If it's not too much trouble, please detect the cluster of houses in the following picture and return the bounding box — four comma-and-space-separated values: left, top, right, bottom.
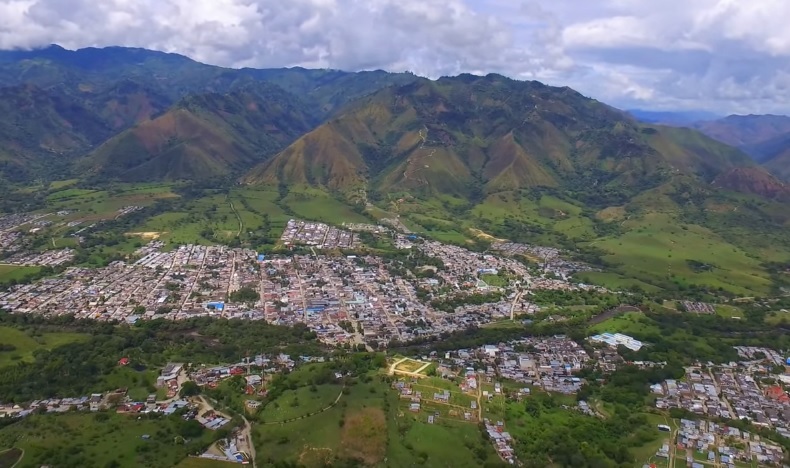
655, 355, 790, 437
679, 301, 716, 314
436, 338, 590, 394
2, 248, 75, 267
280, 219, 358, 249
483, 418, 516, 464
490, 241, 594, 278
669, 418, 784, 466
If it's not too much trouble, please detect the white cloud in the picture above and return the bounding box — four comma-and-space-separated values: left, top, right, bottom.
0, 0, 788, 113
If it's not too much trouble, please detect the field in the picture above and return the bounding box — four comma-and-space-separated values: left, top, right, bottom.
589, 311, 660, 336
253, 368, 501, 468
254, 376, 387, 466
0, 326, 89, 368
0, 448, 22, 468
0, 265, 41, 284
175, 457, 239, 468
0, 412, 216, 468
592, 213, 773, 295
101, 366, 160, 401
259, 383, 342, 423
390, 357, 432, 376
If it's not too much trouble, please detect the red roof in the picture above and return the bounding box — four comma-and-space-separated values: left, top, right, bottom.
230, 367, 245, 376
118, 357, 130, 366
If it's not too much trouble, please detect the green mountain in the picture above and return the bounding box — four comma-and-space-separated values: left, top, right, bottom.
78, 84, 316, 181
245, 75, 758, 203
0, 84, 111, 181
687, 114, 790, 182
690, 114, 790, 151
0, 45, 418, 120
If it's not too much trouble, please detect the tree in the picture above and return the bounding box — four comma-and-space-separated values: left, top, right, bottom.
180, 381, 200, 397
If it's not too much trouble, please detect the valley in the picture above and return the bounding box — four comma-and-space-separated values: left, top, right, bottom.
0, 45, 790, 468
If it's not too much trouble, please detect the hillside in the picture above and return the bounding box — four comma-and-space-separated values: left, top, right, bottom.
684, 114, 790, 182
245, 75, 756, 203
0, 84, 111, 181
690, 114, 790, 150
79, 84, 316, 181
0, 45, 418, 121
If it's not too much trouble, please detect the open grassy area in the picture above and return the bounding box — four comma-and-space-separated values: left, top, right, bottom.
283, 186, 369, 225
175, 457, 239, 468
0, 265, 41, 284
0, 412, 216, 468
592, 213, 773, 295
589, 311, 661, 336
260, 383, 342, 423
0, 326, 89, 368
0, 448, 23, 468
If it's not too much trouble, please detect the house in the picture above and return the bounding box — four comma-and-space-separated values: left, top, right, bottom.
118, 357, 130, 366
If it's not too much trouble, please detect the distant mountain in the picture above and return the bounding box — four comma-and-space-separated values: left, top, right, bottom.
0, 84, 112, 181
246, 75, 759, 204
627, 109, 721, 125
78, 84, 316, 181
0, 45, 418, 120
0, 45, 419, 181
682, 114, 790, 182
689, 114, 790, 150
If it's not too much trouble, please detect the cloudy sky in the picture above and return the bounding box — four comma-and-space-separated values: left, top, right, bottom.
1, 0, 788, 114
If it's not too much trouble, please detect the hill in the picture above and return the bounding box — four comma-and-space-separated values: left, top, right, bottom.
245, 74, 756, 203
690, 114, 790, 152
79, 84, 316, 181
628, 109, 721, 125
0, 45, 418, 121
0, 84, 111, 181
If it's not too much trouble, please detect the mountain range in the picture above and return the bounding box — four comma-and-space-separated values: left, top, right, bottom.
2, 45, 790, 295
626, 111, 790, 183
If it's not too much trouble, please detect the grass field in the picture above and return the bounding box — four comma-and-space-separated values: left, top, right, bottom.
283, 187, 369, 225
0, 412, 216, 468
0, 326, 89, 368
589, 311, 660, 336
0, 265, 41, 284
255, 376, 388, 467
175, 457, 239, 468
260, 383, 342, 423
0, 448, 22, 468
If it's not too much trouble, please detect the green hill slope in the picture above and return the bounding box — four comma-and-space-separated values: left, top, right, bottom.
0, 84, 111, 181
245, 74, 758, 203
80, 84, 316, 181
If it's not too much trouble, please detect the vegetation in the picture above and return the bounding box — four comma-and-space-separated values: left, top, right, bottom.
0, 314, 321, 403
0, 412, 219, 468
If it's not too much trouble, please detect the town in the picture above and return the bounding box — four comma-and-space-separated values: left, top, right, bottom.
0, 219, 602, 348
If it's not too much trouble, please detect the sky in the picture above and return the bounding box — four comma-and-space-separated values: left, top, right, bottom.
1, 0, 789, 114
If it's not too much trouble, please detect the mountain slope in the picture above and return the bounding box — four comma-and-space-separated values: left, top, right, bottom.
0, 45, 419, 121
690, 114, 790, 150
0, 84, 111, 181
245, 74, 759, 204
79, 84, 315, 181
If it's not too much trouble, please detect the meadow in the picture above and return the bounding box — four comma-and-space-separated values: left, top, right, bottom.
0, 412, 216, 468
0, 265, 41, 284
0, 326, 89, 368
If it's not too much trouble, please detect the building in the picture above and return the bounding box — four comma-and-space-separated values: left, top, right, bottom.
589, 332, 643, 351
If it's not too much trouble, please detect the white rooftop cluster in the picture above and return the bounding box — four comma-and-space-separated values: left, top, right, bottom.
590, 332, 643, 351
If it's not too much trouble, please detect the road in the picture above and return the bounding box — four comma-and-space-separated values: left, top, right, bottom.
180, 248, 208, 310
228, 199, 243, 238
241, 416, 257, 468
510, 290, 524, 320
476, 377, 483, 421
